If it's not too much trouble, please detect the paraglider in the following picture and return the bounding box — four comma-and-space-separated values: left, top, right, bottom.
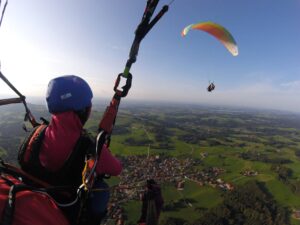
181, 21, 238, 56
207, 82, 215, 92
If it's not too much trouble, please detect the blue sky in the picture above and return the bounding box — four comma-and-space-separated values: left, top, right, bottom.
0, 0, 299, 112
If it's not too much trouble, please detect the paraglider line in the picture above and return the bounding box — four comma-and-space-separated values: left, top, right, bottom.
0, 0, 8, 29
168, 0, 176, 6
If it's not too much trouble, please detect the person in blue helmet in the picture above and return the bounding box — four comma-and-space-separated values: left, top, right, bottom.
18, 75, 122, 225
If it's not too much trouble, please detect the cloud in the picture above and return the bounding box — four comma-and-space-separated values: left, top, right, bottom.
281, 80, 300, 89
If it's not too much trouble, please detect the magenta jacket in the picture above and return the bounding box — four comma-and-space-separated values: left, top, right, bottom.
39, 111, 122, 176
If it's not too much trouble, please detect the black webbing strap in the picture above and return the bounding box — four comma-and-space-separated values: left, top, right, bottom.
0, 184, 34, 225
0, 71, 38, 127
0, 98, 23, 106
123, 0, 169, 77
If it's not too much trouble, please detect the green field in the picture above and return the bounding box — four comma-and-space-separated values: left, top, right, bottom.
1, 103, 300, 224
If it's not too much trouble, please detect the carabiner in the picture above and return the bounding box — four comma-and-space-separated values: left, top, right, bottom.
113, 73, 132, 98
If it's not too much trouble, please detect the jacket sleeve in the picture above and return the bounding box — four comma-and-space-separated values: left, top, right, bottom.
95, 144, 122, 176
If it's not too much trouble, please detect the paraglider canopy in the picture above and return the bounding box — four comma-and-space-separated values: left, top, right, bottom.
181, 21, 238, 56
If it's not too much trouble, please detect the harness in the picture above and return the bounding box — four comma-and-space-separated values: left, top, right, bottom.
18, 124, 95, 187
0, 159, 72, 225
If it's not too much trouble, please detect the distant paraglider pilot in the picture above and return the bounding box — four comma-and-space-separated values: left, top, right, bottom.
138, 179, 164, 225
207, 82, 215, 92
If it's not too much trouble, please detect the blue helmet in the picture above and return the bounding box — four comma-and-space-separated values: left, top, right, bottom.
46, 75, 93, 113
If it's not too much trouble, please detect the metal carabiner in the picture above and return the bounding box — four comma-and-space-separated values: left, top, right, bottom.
113, 73, 132, 98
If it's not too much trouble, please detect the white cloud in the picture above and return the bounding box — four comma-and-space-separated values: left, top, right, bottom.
281, 80, 300, 89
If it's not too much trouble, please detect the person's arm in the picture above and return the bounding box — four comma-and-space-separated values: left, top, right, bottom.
95, 144, 122, 176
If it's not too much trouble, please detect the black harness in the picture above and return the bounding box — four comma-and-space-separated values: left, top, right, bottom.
18, 125, 95, 187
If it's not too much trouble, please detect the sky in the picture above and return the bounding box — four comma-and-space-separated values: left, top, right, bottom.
0, 0, 300, 112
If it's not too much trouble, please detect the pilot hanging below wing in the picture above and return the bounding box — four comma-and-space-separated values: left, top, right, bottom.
207, 82, 215, 92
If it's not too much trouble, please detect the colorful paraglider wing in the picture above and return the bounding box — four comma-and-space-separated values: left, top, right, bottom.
182, 21, 238, 56
181, 24, 194, 37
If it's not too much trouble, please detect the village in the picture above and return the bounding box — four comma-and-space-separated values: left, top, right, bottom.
103, 155, 234, 224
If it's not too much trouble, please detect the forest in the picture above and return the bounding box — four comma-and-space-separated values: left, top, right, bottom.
159, 181, 289, 225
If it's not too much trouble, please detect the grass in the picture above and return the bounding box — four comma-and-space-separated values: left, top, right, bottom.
291, 218, 300, 225
125, 182, 223, 224
265, 179, 300, 208
124, 201, 141, 223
